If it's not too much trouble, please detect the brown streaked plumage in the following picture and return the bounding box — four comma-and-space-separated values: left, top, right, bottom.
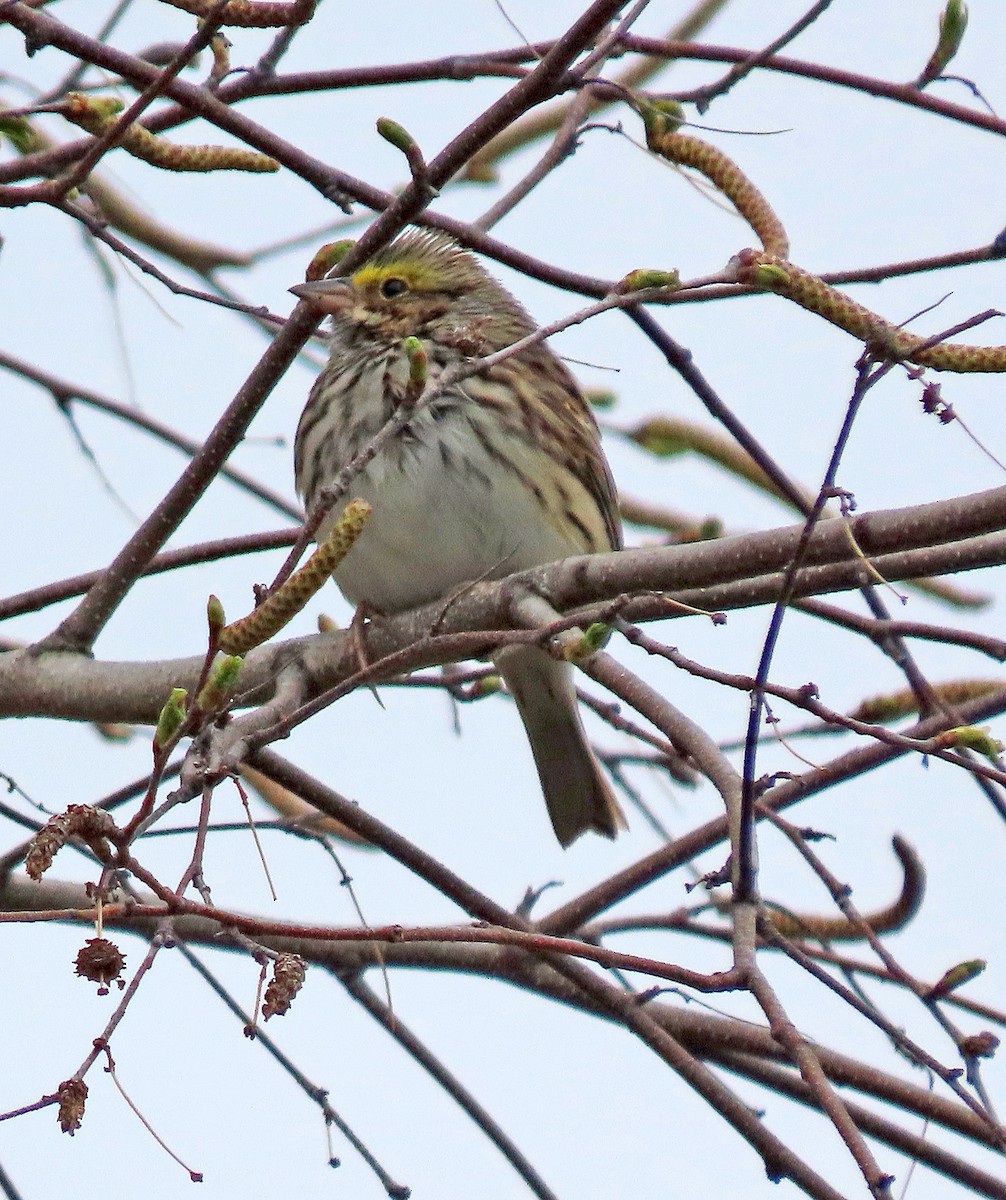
293, 230, 625, 846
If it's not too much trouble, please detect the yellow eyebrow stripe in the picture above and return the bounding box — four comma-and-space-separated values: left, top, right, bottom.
353, 262, 440, 290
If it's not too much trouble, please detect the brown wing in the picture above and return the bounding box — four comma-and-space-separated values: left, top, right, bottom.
481, 341, 622, 553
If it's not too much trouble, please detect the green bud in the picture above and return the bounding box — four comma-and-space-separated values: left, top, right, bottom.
207, 594, 226, 635
69, 93, 124, 121
636, 94, 685, 141
376, 117, 416, 155
564, 623, 612, 662
939, 724, 1004, 761
305, 239, 355, 282
647, 97, 684, 121
197, 654, 244, 711
922, 0, 968, 81
214, 654, 244, 692
403, 336, 428, 389
926, 958, 985, 1000
154, 688, 188, 749
618, 268, 681, 293
473, 673, 502, 697
581, 622, 612, 652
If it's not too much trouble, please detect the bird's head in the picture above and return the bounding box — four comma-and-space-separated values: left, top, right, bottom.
290, 229, 535, 351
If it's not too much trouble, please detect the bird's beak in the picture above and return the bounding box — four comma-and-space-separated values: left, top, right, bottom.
289, 277, 351, 314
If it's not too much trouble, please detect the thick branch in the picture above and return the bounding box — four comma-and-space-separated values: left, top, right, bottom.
3, 485, 1005, 723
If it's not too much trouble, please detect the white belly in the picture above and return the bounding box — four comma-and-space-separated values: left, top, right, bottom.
326, 412, 582, 613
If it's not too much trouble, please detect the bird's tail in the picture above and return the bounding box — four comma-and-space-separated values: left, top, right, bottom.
494, 644, 627, 847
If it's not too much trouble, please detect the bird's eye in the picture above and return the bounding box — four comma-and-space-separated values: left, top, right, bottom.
381, 277, 408, 298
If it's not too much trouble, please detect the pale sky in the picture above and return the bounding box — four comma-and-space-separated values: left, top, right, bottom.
3, 2, 1006, 1197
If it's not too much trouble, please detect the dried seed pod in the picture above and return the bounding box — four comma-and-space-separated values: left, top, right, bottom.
960, 1031, 999, 1060
74, 937, 126, 994
57, 1078, 88, 1135
25, 805, 118, 880
262, 954, 306, 1019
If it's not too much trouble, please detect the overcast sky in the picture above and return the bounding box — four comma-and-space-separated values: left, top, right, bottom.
3, 2, 1006, 1197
